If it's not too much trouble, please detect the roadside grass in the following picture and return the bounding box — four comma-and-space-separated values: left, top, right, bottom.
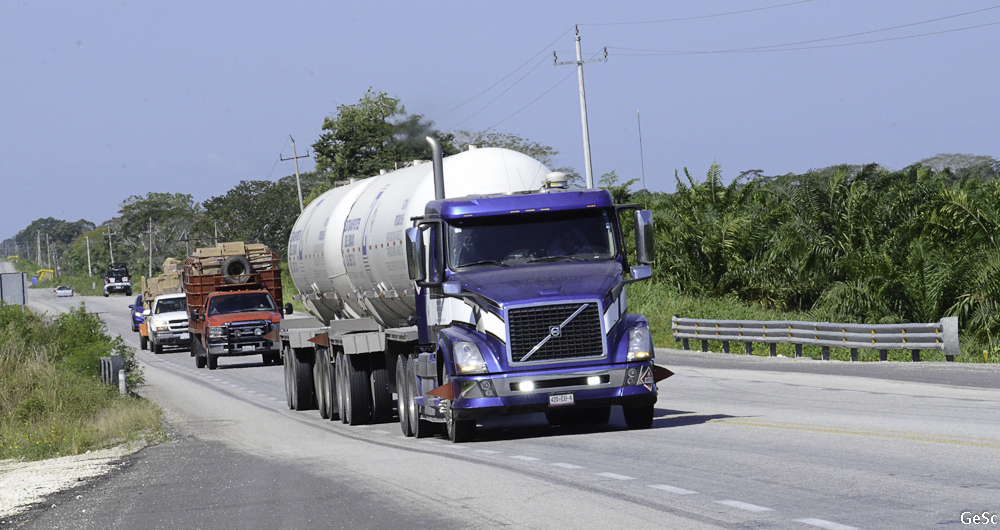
0, 305, 161, 462
627, 281, 977, 363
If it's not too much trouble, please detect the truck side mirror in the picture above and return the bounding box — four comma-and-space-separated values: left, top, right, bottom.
405, 227, 426, 282
284, 303, 293, 315
190, 309, 202, 321
634, 209, 654, 265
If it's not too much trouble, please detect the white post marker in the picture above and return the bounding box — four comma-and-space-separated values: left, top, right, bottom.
118, 369, 127, 395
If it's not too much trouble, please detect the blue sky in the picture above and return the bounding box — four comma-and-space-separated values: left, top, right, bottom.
3, 1, 998, 240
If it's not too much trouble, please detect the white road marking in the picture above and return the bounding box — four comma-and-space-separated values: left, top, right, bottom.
795, 518, 858, 530
716, 500, 772, 513
648, 484, 697, 495
473, 449, 501, 454
371, 430, 390, 435
511, 456, 540, 462
596, 472, 635, 481
551, 463, 584, 469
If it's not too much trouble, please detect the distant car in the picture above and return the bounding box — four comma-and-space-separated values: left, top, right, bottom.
103, 263, 132, 296
54, 286, 74, 297
128, 294, 145, 332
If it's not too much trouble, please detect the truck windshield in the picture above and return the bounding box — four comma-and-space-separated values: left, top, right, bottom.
155, 298, 186, 313
208, 293, 276, 316
448, 209, 617, 269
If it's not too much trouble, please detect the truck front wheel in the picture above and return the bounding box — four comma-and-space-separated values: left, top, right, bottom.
623, 403, 654, 430
396, 356, 412, 436
207, 353, 218, 370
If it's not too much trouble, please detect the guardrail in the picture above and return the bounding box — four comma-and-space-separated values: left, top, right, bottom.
99, 355, 128, 394
672, 316, 960, 362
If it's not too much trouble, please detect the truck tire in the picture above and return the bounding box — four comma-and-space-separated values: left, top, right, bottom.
324, 349, 339, 421
623, 403, 654, 430
153, 341, 163, 355
140, 334, 148, 351
315, 348, 330, 419
396, 356, 413, 436
283, 344, 294, 409
443, 374, 475, 443
221, 255, 254, 285
406, 354, 437, 438
343, 355, 372, 426
194, 339, 207, 369
334, 351, 347, 423
369, 359, 393, 424
587, 406, 612, 425
207, 353, 218, 370
291, 348, 315, 410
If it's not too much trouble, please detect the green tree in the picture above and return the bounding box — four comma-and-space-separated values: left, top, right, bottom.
109, 192, 203, 276
201, 175, 304, 256
309, 89, 458, 202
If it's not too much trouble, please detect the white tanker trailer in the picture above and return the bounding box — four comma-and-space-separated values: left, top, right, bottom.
280, 139, 671, 442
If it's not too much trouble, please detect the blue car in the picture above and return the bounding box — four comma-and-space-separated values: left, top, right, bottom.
129, 294, 145, 332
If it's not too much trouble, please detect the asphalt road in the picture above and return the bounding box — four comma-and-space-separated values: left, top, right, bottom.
12, 288, 1000, 529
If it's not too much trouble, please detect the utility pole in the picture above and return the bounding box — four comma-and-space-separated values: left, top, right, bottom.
555, 25, 606, 189
104, 229, 117, 265
143, 218, 157, 277
214, 221, 219, 247
45, 234, 51, 269
85, 235, 92, 276
281, 135, 309, 212
637, 109, 647, 191
36, 231, 41, 264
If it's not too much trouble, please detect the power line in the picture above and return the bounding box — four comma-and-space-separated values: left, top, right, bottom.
611, 19, 1000, 56
481, 50, 606, 133
610, 4, 1000, 56
444, 55, 551, 132
580, 0, 814, 26
435, 26, 575, 121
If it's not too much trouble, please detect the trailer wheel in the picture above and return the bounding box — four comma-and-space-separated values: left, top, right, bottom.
315, 348, 330, 419
369, 359, 393, 424
344, 355, 372, 425
140, 334, 148, 351
325, 351, 344, 421
291, 348, 315, 410
334, 351, 347, 423
623, 403, 654, 430
396, 356, 412, 436
407, 354, 437, 438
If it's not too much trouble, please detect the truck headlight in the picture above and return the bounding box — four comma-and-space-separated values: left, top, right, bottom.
454, 341, 487, 374
627, 326, 652, 361
153, 320, 168, 332
209, 326, 225, 339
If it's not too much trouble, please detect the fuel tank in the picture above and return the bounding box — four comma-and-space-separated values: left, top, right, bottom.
287, 147, 551, 327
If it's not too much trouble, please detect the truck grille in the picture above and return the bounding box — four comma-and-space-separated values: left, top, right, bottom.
167, 319, 188, 332
226, 320, 271, 342
507, 302, 604, 364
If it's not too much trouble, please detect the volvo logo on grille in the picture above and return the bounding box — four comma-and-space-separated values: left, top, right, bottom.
549, 326, 562, 338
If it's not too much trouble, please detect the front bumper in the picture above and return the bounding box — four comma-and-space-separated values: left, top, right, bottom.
440, 363, 659, 421
105, 283, 131, 293
207, 340, 278, 356
151, 330, 190, 346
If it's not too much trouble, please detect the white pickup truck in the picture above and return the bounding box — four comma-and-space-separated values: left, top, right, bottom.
144, 292, 190, 354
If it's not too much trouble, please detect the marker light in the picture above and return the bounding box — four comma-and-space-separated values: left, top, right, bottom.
518, 381, 536, 392
627, 327, 652, 361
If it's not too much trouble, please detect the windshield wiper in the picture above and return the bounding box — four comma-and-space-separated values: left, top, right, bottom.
527, 255, 589, 263
460, 260, 509, 268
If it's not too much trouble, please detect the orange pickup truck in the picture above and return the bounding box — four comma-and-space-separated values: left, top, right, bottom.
183, 242, 284, 370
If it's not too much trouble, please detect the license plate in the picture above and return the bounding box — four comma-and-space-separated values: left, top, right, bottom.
242, 345, 256, 352
180, 333, 189, 340
549, 393, 575, 407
